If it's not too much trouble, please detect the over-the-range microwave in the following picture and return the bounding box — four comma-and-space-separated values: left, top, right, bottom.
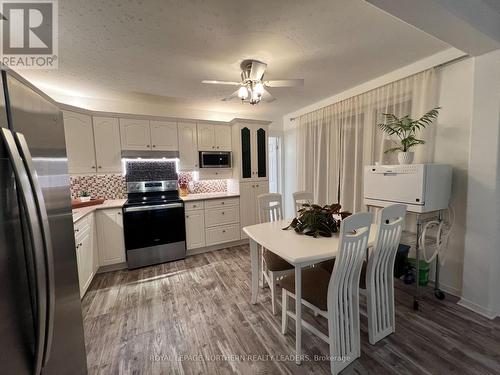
199, 151, 232, 168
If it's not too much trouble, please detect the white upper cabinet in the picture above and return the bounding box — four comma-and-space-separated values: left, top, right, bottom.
120, 118, 151, 150
234, 122, 268, 181
93, 117, 122, 173
178, 122, 198, 170
197, 123, 232, 151
150, 120, 178, 151
197, 123, 216, 151
214, 125, 232, 151
63, 111, 96, 174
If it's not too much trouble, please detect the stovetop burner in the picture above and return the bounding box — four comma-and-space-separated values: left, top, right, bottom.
124, 180, 182, 207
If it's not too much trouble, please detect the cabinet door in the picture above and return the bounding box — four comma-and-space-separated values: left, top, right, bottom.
239, 182, 256, 238
255, 181, 269, 200
255, 127, 268, 179
214, 125, 231, 151
63, 111, 96, 174
120, 118, 151, 150
93, 116, 122, 173
197, 123, 215, 151
75, 228, 92, 297
178, 122, 199, 170
97, 209, 126, 266
150, 120, 178, 151
185, 210, 205, 249
240, 126, 252, 180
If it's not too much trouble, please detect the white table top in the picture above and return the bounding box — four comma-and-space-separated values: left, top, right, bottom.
243, 220, 378, 265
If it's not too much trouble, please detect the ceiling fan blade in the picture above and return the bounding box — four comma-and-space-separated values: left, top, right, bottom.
261, 88, 276, 103
202, 80, 241, 86
249, 61, 267, 81
264, 79, 304, 87
221, 90, 240, 101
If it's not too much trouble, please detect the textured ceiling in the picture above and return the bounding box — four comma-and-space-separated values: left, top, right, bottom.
20, 0, 450, 123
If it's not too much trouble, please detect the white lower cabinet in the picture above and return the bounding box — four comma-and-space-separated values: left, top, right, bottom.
96, 208, 126, 266
184, 197, 241, 251
205, 224, 240, 246
74, 213, 95, 298
239, 181, 268, 238
185, 209, 205, 249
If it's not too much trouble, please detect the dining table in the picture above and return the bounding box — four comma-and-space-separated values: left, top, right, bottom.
243, 219, 377, 364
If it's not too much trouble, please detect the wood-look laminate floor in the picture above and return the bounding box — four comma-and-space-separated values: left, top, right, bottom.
82, 245, 500, 375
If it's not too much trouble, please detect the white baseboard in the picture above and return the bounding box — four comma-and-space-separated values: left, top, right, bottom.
427, 279, 462, 297
457, 298, 499, 320
187, 239, 248, 256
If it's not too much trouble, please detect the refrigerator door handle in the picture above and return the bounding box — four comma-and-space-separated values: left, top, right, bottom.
15, 132, 55, 367
0, 128, 47, 375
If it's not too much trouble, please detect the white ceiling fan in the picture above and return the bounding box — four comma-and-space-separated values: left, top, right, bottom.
202, 59, 304, 105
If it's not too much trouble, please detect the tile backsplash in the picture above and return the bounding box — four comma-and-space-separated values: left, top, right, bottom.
70, 174, 126, 199
179, 172, 227, 194
125, 160, 177, 182
70, 171, 228, 199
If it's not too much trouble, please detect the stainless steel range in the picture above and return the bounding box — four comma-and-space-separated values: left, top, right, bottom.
122, 180, 186, 269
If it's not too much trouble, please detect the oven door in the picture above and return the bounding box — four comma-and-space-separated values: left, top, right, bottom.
123, 203, 186, 250
199, 151, 231, 168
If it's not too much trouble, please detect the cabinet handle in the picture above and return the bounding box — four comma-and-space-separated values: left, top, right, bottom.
222, 230, 226, 233
147, 144, 150, 148
222, 212, 225, 215
75, 228, 79, 232
117, 212, 122, 215
186, 215, 189, 218
252, 185, 255, 188
92, 166, 96, 169
256, 185, 259, 188
98, 166, 102, 169
152, 145, 156, 148
221, 202, 225, 205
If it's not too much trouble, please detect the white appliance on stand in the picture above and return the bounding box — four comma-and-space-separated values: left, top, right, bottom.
363, 163, 452, 310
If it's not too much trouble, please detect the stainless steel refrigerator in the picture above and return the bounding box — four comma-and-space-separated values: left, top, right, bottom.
0, 69, 88, 374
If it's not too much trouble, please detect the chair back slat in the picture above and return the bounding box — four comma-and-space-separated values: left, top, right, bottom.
257, 193, 283, 224
366, 204, 406, 344
293, 191, 313, 215
327, 212, 372, 370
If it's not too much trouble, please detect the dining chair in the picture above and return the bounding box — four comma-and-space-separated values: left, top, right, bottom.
363, 204, 406, 345
280, 212, 373, 375
292, 191, 313, 215
257, 193, 294, 315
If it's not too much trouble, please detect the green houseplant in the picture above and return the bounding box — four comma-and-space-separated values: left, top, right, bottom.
378, 107, 440, 164
80, 191, 91, 202
283, 203, 351, 238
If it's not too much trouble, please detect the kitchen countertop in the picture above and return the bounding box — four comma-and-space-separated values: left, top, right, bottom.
180, 192, 240, 202
72, 199, 126, 223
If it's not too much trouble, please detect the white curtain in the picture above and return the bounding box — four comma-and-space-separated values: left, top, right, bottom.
295, 69, 438, 213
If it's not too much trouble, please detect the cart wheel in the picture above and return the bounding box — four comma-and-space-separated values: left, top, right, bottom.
434, 290, 445, 300
413, 300, 419, 311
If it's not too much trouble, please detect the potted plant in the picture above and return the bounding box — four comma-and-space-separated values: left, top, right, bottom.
79, 191, 91, 202
283, 203, 351, 238
378, 107, 440, 165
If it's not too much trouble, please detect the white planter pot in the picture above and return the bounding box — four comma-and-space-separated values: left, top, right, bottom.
79, 196, 91, 202
398, 152, 414, 165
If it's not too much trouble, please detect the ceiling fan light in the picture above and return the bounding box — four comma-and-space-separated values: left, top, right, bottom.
238, 86, 248, 99
254, 82, 264, 96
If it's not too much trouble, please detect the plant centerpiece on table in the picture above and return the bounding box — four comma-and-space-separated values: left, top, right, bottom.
283, 203, 351, 238
378, 107, 440, 165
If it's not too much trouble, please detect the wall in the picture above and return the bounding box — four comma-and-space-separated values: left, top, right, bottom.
432, 58, 474, 295
282, 54, 476, 297
459, 49, 500, 318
